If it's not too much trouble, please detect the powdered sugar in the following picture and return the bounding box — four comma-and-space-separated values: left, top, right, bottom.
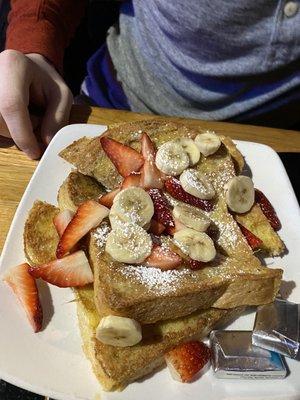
93, 222, 111, 249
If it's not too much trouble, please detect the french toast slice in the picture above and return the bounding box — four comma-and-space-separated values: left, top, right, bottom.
23, 200, 243, 391
58, 170, 105, 212
76, 285, 243, 391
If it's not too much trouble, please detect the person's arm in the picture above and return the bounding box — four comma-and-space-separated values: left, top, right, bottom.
0, 0, 87, 159
6, 0, 87, 72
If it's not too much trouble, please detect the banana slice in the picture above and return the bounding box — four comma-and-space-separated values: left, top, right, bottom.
179, 169, 215, 199
105, 223, 152, 263
173, 204, 211, 232
175, 138, 200, 166
96, 315, 142, 347
224, 176, 254, 213
111, 187, 154, 227
174, 228, 216, 262
195, 131, 221, 156
155, 141, 190, 176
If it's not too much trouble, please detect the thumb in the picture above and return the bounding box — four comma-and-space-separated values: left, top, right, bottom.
40, 85, 73, 145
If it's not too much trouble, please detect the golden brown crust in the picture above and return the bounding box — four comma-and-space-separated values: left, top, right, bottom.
23, 200, 59, 266
57, 171, 106, 212
219, 135, 245, 173
75, 285, 244, 391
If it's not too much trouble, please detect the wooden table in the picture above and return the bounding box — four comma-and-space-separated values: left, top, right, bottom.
1, 104, 300, 252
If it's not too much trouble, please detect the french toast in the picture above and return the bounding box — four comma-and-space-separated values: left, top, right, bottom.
59, 121, 283, 323
20, 119, 286, 391
23, 200, 244, 391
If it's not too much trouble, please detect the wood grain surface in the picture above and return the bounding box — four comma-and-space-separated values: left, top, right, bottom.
0, 105, 300, 252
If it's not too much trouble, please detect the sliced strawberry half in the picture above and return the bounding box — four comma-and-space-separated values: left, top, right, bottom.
99, 188, 121, 208
140, 132, 164, 189
145, 244, 182, 270
164, 178, 214, 211
3, 263, 43, 332
100, 136, 144, 177
121, 173, 141, 189
255, 189, 281, 231
56, 200, 109, 258
29, 250, 93, 287
165, 340, 211, 382
238, 223, 263, 250
53, 209, 75, 237
165, 218, 187, 235
148, 219, 166, 235
148, 188, 175, 229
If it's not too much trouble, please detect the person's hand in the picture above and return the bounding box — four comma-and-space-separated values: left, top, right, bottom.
0, 49, 73, 159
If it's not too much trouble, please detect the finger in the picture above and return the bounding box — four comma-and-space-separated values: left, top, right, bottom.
40, 85, 73, 145
0, 100, 41, 159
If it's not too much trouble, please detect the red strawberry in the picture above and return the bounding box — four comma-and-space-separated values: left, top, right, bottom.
148, 219, 166, 235
29, 250, 93, 287
165, 218, 187, 235
148, 188, 175, 229
255, 189, 281, 231
3, 263, 43, 332
145, 244, 182, 270
53, 209, 74, 237
164, 178, 214, 211
238, 223, 263, 250
185, 258, 205, 270
121, 173, 141, 189
99, 188, 121, 208
100, 137, 144, 177
140, 133, 164, 189
57, 200, 109, 258
165, 341, 211, 382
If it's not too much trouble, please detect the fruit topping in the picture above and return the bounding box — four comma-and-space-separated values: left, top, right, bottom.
255, 189, 281, 231
53, 209, 74, 237
155, 141, 190, 176
100, 136, 144, 177
224, 176, 254, 214
164, 178, 214, 211
237, 223, 263, 250
140, 133, 164, 189
29, 250, 93, 287
145, 244, 182, 270
173, 228, 216, 262
105, 223, 152, 264
148, 188, 175, 229
173, 203, 210, 232
175, 138, 200, 166
165, 340, 211, 382
179, 169, 215, 200
3, 263, 43, 332
56, 200, 109, 258
96, 315, 142, 347
110, 187, 154, 228
99, 188, 121, 208
194, 131, 221, 157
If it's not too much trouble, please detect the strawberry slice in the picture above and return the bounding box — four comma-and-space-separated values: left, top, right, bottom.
148, 219, 166, 235
165, 218, 187, 235
148, 188, 175, 229
53, 209, 74, 237
29, 250, 93, 287
56, 200, 109, 258
164, 178, 214, 211
255, 189, 281, 231
140, 133, 164, 189
238, 223, 263, 250
165, 341, 211, 382
145, 244, 182, 270
99, 188, 121, 208
121, 173, 141, 189
3, 263, 43, 332
100, 137, 144, 177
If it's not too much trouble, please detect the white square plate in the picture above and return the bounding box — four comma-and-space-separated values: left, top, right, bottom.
0, 124, 300, 400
